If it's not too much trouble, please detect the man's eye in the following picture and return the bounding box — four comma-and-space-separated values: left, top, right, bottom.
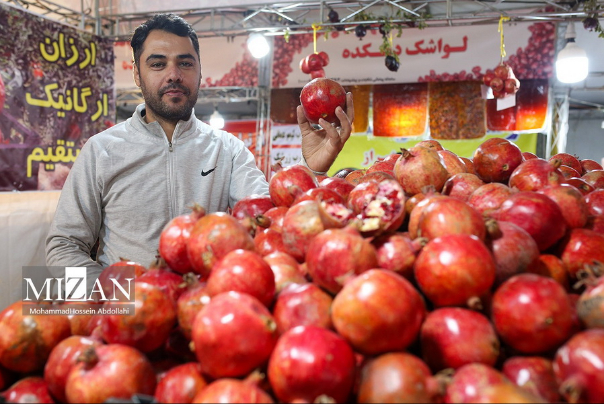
150, 62, 165, 68
181, 62, 194, 67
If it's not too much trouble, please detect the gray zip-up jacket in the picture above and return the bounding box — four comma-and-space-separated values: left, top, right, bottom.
45, 104, 269, 279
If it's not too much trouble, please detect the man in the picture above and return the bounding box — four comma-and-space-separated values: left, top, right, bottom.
45, 13, 353, 282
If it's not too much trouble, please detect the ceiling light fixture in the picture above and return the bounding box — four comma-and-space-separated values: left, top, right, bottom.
209, 106, 225, 129
556, 22, 589, 84
247, 33, 270, 59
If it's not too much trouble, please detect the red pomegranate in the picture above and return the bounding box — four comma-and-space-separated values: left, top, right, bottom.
522, 151, 538, 160
96, 259, 147, 299
585, 189, 604, 216
582, 170, 604, 189
438, 149, 469, 176
262, 206, 288, 232
442, 173, 485, 202
319, 176, 355, 202
0, 301, 71, 374
293, 187, 345, 207
231, 194, 275, 221
486, 220, 540, 287
158, 204, 205, 274
502, 356, 561, 402
565, 177, 596, 195
346, 178, 406, 237
64, 301, 103, 337
281, 200, 330, 262
577, 274, 604, 329
444, 363, 510, 403
365, 158, 397, 176
65, 344, 156, 403
417, 196, 486, 241
191, 291, 278, 379
267, 326, 356, 403
528, 254, 570, 291
538, 183, 589, 229
206, 249, 276, 307
305, 227, 378, 294
407, 192, 447, 239
467, 182, 515, 218
491, 273, 575, 354
553, 329, 604, 403
253, 227, 287, 257
420, 307, 500, 372
100, 282, 176, 353
581, 158, 604, 173
187, 212, 254, 278
508, 158, 564, 192
137, 264, 185, 305
558, 228, 604, 280
464, 382, 543, 403
372, 232, 423, 280
394, 145, 450, 195
43, 335, 103, 403
331, 269, 426, 355
300, 78, 347, 125
191, 376, 274, 403
269, 165, 319, 208
272, 283, 333, 335
154, 362, 207, 404
263, 251, 307, 293
1, 377, 54, 404
559, 164, 582, 179
176, 274, 210, 340
473, 137, 523, 183
357, 352, 444, 403
345, 169, 365, 186
497, 191, 567, 251
460, 156, 477, 175
414, 234, 496, 308
416, 139, 444, 150
550, 153, 583, 174
357, 170, 397, 186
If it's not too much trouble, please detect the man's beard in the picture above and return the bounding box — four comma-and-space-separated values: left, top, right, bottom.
140, 78, 199, 123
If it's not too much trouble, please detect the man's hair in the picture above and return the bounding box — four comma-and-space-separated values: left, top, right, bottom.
130, 13, 200, 66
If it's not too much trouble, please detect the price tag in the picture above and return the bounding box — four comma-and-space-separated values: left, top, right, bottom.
497, 93, 517, 111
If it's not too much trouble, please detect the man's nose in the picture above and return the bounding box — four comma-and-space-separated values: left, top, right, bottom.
166, 64, 183, 82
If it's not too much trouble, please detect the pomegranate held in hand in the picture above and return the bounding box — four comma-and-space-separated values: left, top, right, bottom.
300, 78, 346, 125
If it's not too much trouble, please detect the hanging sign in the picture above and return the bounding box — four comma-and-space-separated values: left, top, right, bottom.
0, 3, 115, 191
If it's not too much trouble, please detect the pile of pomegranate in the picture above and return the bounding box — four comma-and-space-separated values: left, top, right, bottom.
2, 138, 604, 404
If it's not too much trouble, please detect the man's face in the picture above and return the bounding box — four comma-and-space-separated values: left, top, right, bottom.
133, 30, 201, 124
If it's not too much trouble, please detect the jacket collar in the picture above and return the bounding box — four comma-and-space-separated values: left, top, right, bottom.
130, 103, 197, 141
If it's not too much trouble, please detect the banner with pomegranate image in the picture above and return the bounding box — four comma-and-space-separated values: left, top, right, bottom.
0, 3, 115, 191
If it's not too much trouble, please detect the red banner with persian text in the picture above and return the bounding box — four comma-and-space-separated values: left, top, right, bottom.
0, 3, 114, 191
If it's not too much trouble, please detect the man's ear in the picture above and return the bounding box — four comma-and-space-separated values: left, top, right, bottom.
133, 62, 141, 87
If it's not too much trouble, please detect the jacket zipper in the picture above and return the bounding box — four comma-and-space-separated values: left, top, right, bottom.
167, 140, 176, 217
